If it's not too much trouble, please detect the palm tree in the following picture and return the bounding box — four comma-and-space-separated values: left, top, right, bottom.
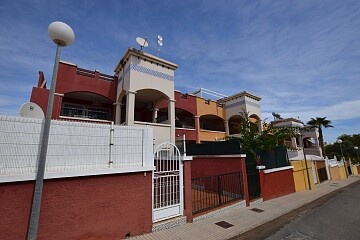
307, 117, 334, 157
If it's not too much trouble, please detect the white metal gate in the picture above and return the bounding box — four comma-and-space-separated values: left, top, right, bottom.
153, 142, 183, 222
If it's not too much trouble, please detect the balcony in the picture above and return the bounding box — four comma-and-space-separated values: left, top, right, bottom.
200, 122, 225, 132
60, 104, 112, 122
175, 117, 195, 129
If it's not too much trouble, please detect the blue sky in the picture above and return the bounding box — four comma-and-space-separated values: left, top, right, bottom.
0, 0, 359, 143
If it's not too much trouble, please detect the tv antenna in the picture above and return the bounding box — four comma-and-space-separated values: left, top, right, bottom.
157, 35, 163, 55
136, 37, 148, 51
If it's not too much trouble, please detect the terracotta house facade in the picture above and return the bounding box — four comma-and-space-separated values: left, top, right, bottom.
29, 48, 262, 148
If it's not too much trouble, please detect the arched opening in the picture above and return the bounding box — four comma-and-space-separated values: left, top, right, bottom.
228, 115, 243, 135
303, 137, 316, 148
199, 115, 225, 132
60, 92, 113, 121
156, 107, 168, 123
115, 91, 128, 124
175, 108, 195, 129
283, 137, 293, 149
249, 114, 261, 133
134, 89, 169, 123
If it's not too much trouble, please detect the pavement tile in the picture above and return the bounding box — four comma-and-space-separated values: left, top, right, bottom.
131, 176, 359, 240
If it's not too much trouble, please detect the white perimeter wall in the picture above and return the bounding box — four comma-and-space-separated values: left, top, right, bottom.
0, 116, 154, 182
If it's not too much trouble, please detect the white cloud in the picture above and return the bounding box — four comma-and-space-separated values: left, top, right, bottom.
263, 99, 360, 123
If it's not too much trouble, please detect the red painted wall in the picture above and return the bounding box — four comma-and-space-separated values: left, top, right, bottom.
30, 87, 62, 119
174, 92, 197, 116
169, 92, 198, 142
56, 62, 117, 101
0, 172, 152, 240
260, 168, 295, 201
191, 156, 244, 179
30, 62, 117, 119
191, 156, 249, 205
176, 129, 197, 142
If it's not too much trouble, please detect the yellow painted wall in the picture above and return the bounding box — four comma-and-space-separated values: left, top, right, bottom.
339, 165, 347, 179
290, 160, 315, 192
329, 166, 340, 181
196, 97, 226, 143
198, 130, 226, 142
196, 98, 225, 117
352, 165, 358, 175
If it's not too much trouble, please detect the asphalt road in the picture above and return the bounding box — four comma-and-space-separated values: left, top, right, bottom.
230, 180, 360, 240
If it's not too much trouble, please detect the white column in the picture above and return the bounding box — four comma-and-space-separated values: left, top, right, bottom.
126, 90, 136, 126
169, 99, 176, 144
224, 120, 229, 136
114, 102, 121, 124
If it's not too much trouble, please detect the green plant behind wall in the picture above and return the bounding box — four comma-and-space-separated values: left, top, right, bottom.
227, 111, 299, 161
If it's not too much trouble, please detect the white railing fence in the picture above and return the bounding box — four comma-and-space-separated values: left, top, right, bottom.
0, 116, 153, 176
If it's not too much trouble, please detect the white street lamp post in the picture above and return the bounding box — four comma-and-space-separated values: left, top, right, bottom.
336, 139, 348, 178
354, 146, 359, 163
27, 21, 74, 240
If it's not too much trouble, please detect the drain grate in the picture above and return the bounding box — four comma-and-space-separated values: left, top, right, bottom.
215, 221, 234, 229
250, 208, 264, 213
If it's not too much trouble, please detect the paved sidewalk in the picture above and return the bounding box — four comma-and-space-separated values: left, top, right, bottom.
131, 175, 360, 240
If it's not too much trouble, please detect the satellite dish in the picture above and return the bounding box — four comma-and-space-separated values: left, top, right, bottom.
136, 37, 148, 50
19, 102, 44, 119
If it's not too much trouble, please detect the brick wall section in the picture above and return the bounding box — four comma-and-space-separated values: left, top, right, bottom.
191, 156, 244, 178
0, 172, 152, 240
191, 156, 249, 205
183, 160, 193, 223
259, 168, 295, 201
